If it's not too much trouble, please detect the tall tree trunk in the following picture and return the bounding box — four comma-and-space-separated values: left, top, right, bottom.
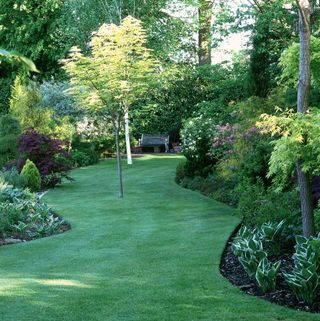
124, 108, 132, 166
296, 0, 315, 237
115, 120, 124, 198
198, 0, 214, 65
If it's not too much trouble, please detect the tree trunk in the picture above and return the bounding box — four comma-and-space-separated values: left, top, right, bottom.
296, 0, 314, 236
124, 108, 132, 166
198, 0, 214, 65
115, 122, 124, 198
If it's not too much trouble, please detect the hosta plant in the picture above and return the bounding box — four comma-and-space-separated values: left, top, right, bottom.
260, 220, 285, 256
285, 235, 320, 305
255, 258, 281, 292
232, 231, 267, 278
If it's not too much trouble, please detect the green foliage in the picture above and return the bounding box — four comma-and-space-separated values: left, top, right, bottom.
0, 168, 27, 189
232, 230, 267, 278
59, 0, 195, 63
280, 36, 320, 87
0, 114, 21, 167
260, 221, 285, 256
180, 116, 216, 176
285, 235, 320, 305
71, 149, 99, 168
258, 109, 320, 189
62, 16, 156, 116
237, 180, 301, 227
10, 77, 53, 133
0, 182, 35, 203
175, 161, 186, 184
39, 81, 83, 123
0, 0, 65, 76
255, 258, 281, 292
20, 159, 41, 192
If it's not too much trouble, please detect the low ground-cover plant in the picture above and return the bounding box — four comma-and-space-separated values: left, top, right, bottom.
285, 235, 320, 305
232, 223, 320, 304
255, 258, 281, 292
260, 221, 285, 256
232, 228, 267, 278
0, 182, 68, 241
232, 223, 285, 292
0, 168, 27, 189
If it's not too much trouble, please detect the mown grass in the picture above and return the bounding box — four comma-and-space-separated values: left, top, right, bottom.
0, 155, 319, 320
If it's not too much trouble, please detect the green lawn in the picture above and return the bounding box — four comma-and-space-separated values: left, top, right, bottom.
0, 155, 319, 321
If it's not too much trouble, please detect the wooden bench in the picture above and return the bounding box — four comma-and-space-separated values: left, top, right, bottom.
139, 134, 169, 153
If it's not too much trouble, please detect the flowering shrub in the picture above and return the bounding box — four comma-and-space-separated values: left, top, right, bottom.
16, 129, 72, 188
180, 115, 216, 176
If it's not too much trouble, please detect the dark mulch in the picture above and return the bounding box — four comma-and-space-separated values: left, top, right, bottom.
220, 229, 320, 313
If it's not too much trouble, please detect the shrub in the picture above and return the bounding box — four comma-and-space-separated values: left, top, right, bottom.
17, 129, 72, 188
71, 148, 99, 168
175, 162, 186, 183
237, 180, 300, 227
0, 168, 27, 189
0, 114, 21, 167
20, 159, 41, 192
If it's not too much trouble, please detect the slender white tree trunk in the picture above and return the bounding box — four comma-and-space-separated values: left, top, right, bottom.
124, 108, 132, 165
114, 120, 124, 198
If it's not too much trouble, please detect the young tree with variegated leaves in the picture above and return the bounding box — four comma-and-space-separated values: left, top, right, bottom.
62, 16, 156, 198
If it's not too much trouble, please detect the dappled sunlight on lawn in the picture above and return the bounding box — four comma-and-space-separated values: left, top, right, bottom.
0, 277, 93, 295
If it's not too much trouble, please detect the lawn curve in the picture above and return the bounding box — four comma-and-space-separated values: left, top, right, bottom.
0, 155, 319, 321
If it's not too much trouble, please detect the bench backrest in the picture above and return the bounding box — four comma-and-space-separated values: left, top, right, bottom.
140, 134, 169, 147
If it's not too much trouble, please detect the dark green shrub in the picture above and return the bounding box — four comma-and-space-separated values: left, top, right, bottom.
237, 180, 300, 227
0, 114, 21, 167
0, 168, 27, 189
20, 159, 41, 192
175, 162, 186, 183
71, 150, 91, 167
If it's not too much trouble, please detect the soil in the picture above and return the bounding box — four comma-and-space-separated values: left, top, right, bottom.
220, 228, 320, 313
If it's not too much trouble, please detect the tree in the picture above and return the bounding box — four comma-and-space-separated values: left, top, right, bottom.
93, 16, 156, 166
296, 0, 314, 237
59, 0, 196, 63
198, 0, 214, 65
9, 77, 53, 133
0, 0, 64, 76
62, 17, 155, 197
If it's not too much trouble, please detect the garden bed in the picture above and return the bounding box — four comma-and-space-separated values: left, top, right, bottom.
0, 212, 71, 246
220, 230, 320, 313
